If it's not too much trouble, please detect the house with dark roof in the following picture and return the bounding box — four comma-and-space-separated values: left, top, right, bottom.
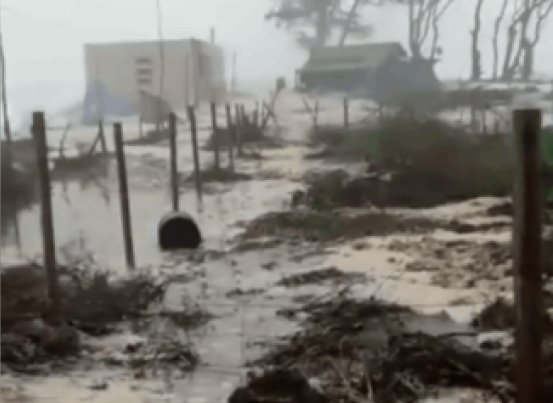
296, 42, 441, 103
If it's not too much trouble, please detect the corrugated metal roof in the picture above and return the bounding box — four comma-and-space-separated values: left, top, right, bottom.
300, 42, 406, 73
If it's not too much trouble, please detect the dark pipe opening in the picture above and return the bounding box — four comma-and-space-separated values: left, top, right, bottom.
158, 212, 202, 250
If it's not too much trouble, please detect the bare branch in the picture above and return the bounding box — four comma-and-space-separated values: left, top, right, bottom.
492, 0, 508, 79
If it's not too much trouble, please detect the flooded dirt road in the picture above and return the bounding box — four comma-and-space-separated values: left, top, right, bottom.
1, 92, 520, 402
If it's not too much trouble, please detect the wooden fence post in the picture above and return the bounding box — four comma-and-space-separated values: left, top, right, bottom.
313, 101, 319, 134
187, 106, 203, 201
210, 101, 220, 171
235, 104, 243, 156
253, 109, 259, 129
113, 123, 135, 269
481, 109, 487, 135
513, 108, 543, 403
169, 113, 179, 211
343, 97, 349, 129
32, 111, 60, 317
225, 103, 235, 171
98, 119, 107, 153
240, 105, 246, 126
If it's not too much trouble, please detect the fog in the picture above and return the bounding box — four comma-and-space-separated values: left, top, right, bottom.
4, 1, 553, 400
3, 0, 553, 129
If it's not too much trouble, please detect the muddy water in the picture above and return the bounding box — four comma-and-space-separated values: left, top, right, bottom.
0, 168, 298, 269
0, 97, 364, 269
0, 115, 306, 269
0, 108, 342, 402
1, 95, 508, 403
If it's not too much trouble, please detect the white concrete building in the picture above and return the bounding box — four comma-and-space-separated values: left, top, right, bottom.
82, 38, 225, 122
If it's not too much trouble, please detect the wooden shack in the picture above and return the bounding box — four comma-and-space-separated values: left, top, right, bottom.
296, 42, 440, 102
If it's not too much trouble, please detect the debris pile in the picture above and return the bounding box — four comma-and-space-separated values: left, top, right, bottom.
1, 265, 207, 374
184, 167, 251, 183
204, 123, 282, 151
228, 369, 327, 403
239, 296, 553, 403
242, 209, 489, 244
292, 170, 378, 210
472, 297, 553, 332
275, 267, 364, 288
388, 239, 512, 289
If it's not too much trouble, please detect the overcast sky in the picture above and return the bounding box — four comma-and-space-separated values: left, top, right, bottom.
2, 0, 553, 128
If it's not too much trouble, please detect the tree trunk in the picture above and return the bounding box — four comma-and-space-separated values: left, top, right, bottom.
492, 0, 508, 79
523, 0, 553, 81
315, 1, 330, 47
470, 0, 484, 80
521, 40, 533, 80
429, 2, 441, 60
408, 0, 422, 59
338, 0, 362, 46
510, 4, 532, 79
503, 2, 535, 80
502, 25, 517, 80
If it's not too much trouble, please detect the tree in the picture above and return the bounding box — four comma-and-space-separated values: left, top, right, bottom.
492, 0, 508, 79
265, 0, 375, 48
391, 0, 455, 61
470, 0, 485, 80
501, 0, 553, 80
338, 0, 384, 46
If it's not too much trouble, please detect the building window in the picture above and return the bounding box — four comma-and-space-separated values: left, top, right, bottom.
135, 57, 153, 88
135, 57, 152, 65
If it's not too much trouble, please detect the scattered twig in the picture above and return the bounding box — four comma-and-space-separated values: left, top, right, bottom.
445, 358, 510, 403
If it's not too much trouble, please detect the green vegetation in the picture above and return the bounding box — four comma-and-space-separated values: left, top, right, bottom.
309, 118, 515, 207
